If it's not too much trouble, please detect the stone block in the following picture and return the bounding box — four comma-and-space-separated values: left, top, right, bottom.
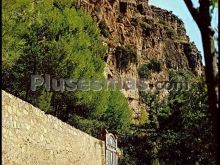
23, 109, 28, 115
2, 90, 105, 165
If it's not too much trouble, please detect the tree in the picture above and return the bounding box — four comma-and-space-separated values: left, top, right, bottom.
119, 71, 216, 164
2, 0, 132, 139
184, 0, 219, 156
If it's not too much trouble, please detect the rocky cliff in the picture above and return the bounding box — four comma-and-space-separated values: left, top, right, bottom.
79, 0, 204, 116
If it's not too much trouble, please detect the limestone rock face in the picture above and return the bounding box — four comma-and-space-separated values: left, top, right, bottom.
80, 0, 204, 115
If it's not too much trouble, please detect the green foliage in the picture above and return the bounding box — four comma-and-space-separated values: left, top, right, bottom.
98, 20, 110, 38
120, 71, 216, 164
140, 21, 152, 34
157, 20, 177, 39
115, 45, 137, 69
68, 114, 106, 136
3, 1, 216, 164
104, 90, 133, 135
166, 27, 177, 39
168, 69, 194, 83
53, 0, 76, 10
138, 64, 151, 78
2, 0, 132, 139
38, 90, 53, 112
211, 0, 218, 13
134, 108, 149, 125
131, 13, 142, 26
67, 90, 132, 137
2, 0, 30, 68
3, 0, 106, 102
147, 59, 162, 73
138, 60, 162, 78
159, 20, 170, 26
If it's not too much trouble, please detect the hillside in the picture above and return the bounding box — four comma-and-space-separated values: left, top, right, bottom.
79, 0, 204, 114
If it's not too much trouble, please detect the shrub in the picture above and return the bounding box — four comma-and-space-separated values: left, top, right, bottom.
140, 21, 152, 30
166, 28, 177, 39
98, 20, 110, 38
162, 24, 177, 39
159, 20, 169, 26
156, 20, 177, 39
140, 21, 152, 35
138, 60, 162, 78
138, 64, 151, 78
136, 108, 149, 125
147, 59, 162, 73
115, 45, 137, 69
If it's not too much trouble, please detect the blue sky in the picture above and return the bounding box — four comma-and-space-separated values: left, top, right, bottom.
149, 0, 219, 64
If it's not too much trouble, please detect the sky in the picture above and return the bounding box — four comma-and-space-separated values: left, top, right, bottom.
149, 0, 219, 64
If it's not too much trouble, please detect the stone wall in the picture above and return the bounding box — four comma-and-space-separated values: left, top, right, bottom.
2, 90, 105, 165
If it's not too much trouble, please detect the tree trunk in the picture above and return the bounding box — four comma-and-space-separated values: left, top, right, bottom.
184, 0, 219, 161
200, 26, 219, 163
199, 1, 219, 161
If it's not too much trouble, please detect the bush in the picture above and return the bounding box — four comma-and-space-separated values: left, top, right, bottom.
147, 59, 162, 73
159, 20, 169, 26
115, 45, 137, 69
140, 21, 152, 31
120, 77, 216, 164
98, 20, 110, 38
167, 28, 177, 39
138, 60, 162, 78
162, 25, 177, 39
138, 64, 151, 78
136, 108, 149, 125
140, 21, 152, 35
157, 20, 177, 39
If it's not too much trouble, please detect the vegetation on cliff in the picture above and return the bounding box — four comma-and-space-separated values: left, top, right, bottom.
138, 60, 162, 79
115, 45, 137, 69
